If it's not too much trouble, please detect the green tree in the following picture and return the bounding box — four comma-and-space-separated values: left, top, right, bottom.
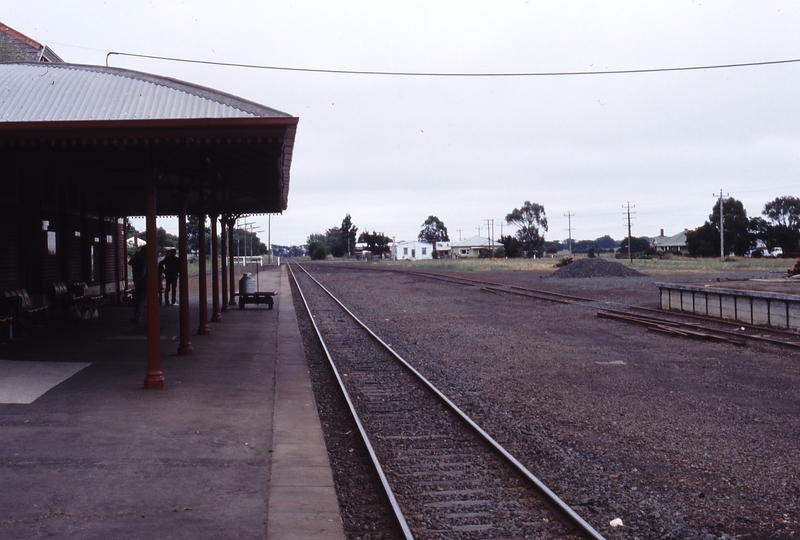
307, 233, 326, 246
709, 197, 751, 256
306, 233, 327, 260
418, 215, 450, 244
325, 227, 344, 257
618, 236, 652, 254
499, 235, 523, 258
309, 243, 327, 260
594, 235, 619, 252
186, 215, 204, 254
763, 196, 800, 229
762, 196, 800, 254
505, 201, 548, 258
156, 227, 178, 254
686, 223, 719, 257
340, 214, 358, 257
686, 197, 752, 257
358, 231, 393, 258
748, 217, 772, 251
233, 228, 267, 256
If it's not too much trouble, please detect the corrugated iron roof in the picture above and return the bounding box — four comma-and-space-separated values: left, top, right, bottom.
656, 230, 688, 248
0, 62, 292, 122
452, 235, 494, 248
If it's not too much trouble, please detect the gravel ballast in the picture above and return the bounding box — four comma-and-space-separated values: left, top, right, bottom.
293, 263, 800, 539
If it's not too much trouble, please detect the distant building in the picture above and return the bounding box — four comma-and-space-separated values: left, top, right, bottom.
651, 229, 670, 248
435, 241, 451, 258
392, 240, 433, 260
452, 236, 497, 258
652, 229, 689, 254
0, 22, 63, 62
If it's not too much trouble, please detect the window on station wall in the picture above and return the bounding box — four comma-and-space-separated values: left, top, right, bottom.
42, 221, 56, 255
422, 248, 427, 256
47, 231, 57, 255
403, 247, 408, 256
90, 237, 101, 283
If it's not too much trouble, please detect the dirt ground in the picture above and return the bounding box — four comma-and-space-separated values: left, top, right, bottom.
297, 262, 800, 540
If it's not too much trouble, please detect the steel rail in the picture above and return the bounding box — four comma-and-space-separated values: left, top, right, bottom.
398, 268, 600, 304
286, 262, 414, 540
362, 265, 800, 349
611, 302, 800, 338
598, 307, 800, 349
597, 310, 748, 346
291, 260, 607, 540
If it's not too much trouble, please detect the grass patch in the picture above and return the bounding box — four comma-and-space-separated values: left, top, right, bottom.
382, 258, 558, 272
623, 256, 791, 276
349, 255, 794, 277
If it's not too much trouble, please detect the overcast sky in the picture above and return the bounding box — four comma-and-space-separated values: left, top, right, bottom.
5, 1, 800, 246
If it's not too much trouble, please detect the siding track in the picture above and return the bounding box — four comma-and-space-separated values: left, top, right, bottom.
320, 264, 800, 350
288, 261, 605, 540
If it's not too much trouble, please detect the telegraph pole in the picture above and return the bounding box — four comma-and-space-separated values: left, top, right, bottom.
484, 219, 494, 257
715, 190, 728, 262
623, 202, 635, 263
491, 219, 495, 254
239, 217, 249, 263
564, 211, 575, 254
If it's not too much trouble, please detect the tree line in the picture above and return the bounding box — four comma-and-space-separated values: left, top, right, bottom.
686, 196, 800, 257
304, 194, 800, 261
306, 203, 554, 260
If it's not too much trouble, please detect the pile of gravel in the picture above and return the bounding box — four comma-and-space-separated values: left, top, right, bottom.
548, 257, 646, 279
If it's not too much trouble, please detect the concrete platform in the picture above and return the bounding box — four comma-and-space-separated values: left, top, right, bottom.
0, 264, 344, 540
657, 281, 800, 330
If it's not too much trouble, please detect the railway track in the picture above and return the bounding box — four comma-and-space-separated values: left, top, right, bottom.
304, 263, 800, 350
288, 261, 605, 540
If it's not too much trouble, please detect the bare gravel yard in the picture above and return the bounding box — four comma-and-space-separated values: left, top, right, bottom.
293, 261, 800, 539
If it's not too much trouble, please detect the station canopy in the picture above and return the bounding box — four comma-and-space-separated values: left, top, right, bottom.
0, 62, 298, 217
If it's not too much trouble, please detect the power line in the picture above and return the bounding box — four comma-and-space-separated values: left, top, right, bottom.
105, 51, 800, 77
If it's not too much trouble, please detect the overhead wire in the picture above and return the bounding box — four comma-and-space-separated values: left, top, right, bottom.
105, 51, 800, 77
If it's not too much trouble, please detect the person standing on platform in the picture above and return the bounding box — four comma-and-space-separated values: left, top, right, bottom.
129, 246, 147, 323
158, 248, 180, 305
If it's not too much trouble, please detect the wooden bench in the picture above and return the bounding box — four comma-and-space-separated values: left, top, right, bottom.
48, 282, 103, 319
2, 289, 48, 330
49, 282, 82, 317
237, 291, 276, 310
71, 282, 103, 318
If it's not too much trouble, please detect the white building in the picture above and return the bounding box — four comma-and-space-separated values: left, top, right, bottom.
451, 236, 497, 258
392, 240, 433, 260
